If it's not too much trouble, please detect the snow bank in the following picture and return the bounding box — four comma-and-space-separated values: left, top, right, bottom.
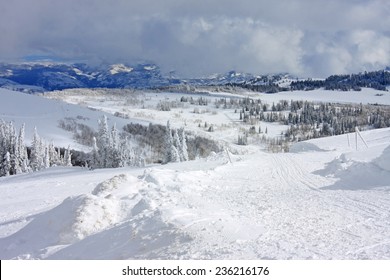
289, 142, 327, 153
0, 174, 140, 258
317, 144, 390, 190
48, 170, 193, 259
373, 145, 390, 172
0, 170, 195, 259
92, 174, 127, 196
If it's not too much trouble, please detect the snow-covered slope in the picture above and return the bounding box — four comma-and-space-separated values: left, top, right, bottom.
1, 127, 389, 259
0, 88, 144, 149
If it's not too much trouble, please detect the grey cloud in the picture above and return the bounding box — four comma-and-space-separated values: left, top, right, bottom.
0, 0, 389, 77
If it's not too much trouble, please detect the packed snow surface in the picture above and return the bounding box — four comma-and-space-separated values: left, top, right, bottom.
1, 127, 389, 259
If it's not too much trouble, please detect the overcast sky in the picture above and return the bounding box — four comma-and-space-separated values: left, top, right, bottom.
1, 0, 389, 77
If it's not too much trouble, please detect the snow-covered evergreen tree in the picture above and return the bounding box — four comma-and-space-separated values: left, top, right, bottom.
44, 146, 50, 169
64, 146, 72, 166
97, 115, 110, 168
17, 124, 29, 173
179, 128, 189, 161
171, 145, 181, 163
91, 115, 145, 169
110, 123, 122, 168
163, 121, 189, 164
163, 120, 175, 164
48, 142, 62, 167
30, 127, 45, 171
0, 121, 26, 175
0, 120, 71, 177
173, 130, 182, 162
3, 152, 11, 177
91, 136, 99, 168
7, 122, 18, 175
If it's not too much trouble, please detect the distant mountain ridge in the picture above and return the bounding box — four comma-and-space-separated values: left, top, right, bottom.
0, 63, 174, 92
0, 62, 389, 93
0, 62, 297, 92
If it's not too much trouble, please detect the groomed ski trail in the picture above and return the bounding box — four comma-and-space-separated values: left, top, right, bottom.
121, 151, 390, 259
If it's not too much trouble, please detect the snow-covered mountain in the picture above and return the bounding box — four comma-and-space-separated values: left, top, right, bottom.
0, 62, 174, 91
1, 62, 389, 93
0, 62, 293, 91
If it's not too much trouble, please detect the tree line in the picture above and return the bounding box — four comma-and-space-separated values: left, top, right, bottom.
2, 115, 214, 177
0, 120, 72, 177
236, 98, 390, 143
290, 70, 390, 91
210, 70, 389, 93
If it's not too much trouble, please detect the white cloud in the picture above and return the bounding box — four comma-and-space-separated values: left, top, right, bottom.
349, 30, 390, 68
242, 25, 304, 74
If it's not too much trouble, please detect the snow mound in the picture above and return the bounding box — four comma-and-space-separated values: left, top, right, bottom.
141, 169, 178, 188
290, 142, 327, 153
0, 170, 196, 259
47, 170, 194, 259
317, 145, 390, 190
48, 210, 191, 260
0, 195, 87, 259
142, 169, 164, 186
0, 174, 140, 258
373, 145, 390, 172
92, 174, 127, 196
61, 194, 124, 243
61, 174, 139, 242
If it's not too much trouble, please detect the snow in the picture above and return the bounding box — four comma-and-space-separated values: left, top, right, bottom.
72, 67, 95, 79
1, 127, 390, 259
109, 64, 133, 75
1, 87, 390, 259
144, 65, 156, 71
0, 88, 144, 150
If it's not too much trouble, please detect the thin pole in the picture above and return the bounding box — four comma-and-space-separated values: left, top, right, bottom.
355, 127, 369, 148
355, 128, 358, 151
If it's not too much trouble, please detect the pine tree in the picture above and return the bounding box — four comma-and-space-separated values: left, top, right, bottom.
178, 128, 189, 161
7, 122, 18, 175
110, 123, 122, 167
97, 115, 110, 168
48, 142, 61, 167
173, 130, 182, 160
44, 146, 50, 169
30, 127, 44, 171
92, 116, 141, 169
17, 124, 28, 173
64, 145, 72, 166
91, 137, 99, 168
164, 121, 174, 164
3, 152, 11, 176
